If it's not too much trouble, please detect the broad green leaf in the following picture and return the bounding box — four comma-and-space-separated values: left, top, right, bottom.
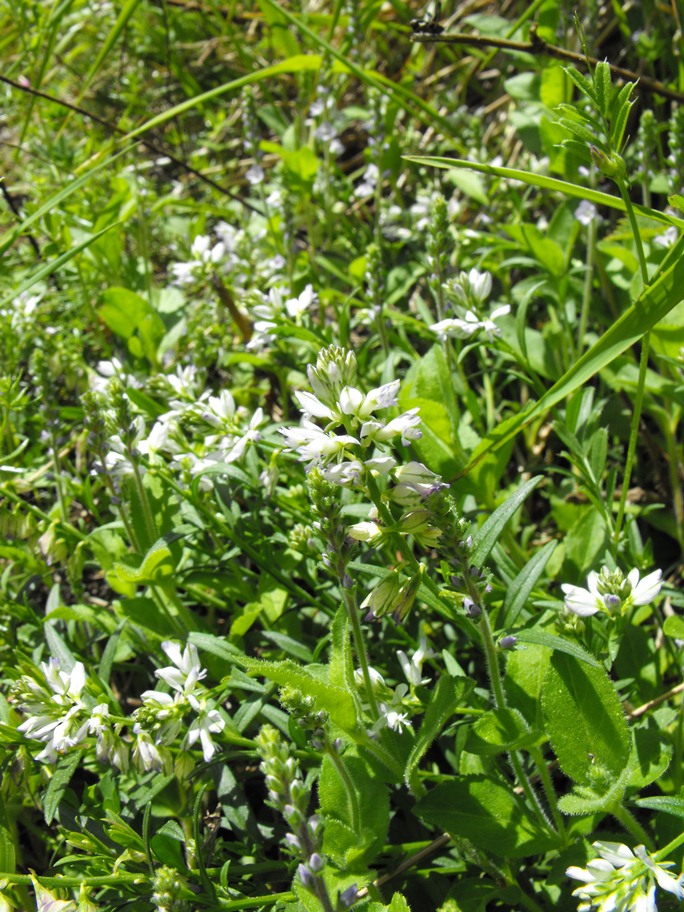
471, 476, 542, 566
464, 707, 538, 755
501, 540, 557, 627
150, 822, 186, 870
44, 751, 83, 825
542, 652, 630, 788
628, 720, 672, 789
415, 776, 554, 857
319, 748, 389, 870
399, 344, 467, 475
504, 642, 551, 731
663, 615, 684, 639
240, 657, 358, 733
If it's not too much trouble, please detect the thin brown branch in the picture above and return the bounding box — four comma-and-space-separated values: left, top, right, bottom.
412, 27, 684, 104
356, 833, 452, 899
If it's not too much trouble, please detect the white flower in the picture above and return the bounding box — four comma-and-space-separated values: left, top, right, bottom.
562, 567, 662, 617
185, 708, 225, 761
397, 637, 434, 686
654, 226, 678, 248
575, 200, 598, 225
628, 568, 663, 605
155, 641, 207, 696
279, 420, 359, 465
430, 306, 511, 342
566, 841, 684, 912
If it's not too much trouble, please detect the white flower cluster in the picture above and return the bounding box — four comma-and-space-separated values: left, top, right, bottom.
97, 372, 263, 483
247, 284, 318, 352
12, 640, 225, 775
132, 641, 225, 772
567, 841, 684, 912
430, 268, 510, 342
562, 566, 662, 618
281, 345, 447, 554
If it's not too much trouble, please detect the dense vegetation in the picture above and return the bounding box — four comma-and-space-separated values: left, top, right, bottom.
2, 1, 684, 910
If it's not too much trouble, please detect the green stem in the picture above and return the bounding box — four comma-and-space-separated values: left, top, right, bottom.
342, 583, 379, 720
613, 334, 650, 545
529, 746, 566, 840
613, 178, 650, 547
611, 803, 653, 850
325, 739, 361, 832
577, 213, 597, 354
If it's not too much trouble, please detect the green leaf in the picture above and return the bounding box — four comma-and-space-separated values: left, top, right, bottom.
400, 345, 467, 476
415, 776, 554, 857
557, 765, 631, 815
471, 476, 542, 566
513, 629, 597, 667
319, 748, 389, 870
240, 657, 358, 733
44, 751, 83, 825
329, 607, 355, 695
98, 620, 128, 686
404, 155, 684, 230
0, 825, 15, 874
542, 652, 630, 788
464, 707, 538, 755
634, 796, 684, 818
663, 615, 684, 639
501, 540, 557, 626
150, 821, 186, 870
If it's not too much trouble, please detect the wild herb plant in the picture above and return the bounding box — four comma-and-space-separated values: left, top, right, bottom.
1, 2, 684, 911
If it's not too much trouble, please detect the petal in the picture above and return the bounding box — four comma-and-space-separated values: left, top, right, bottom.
632, 569, 663, 606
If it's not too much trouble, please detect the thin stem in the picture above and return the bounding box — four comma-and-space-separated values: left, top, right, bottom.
611, 803, 653, 850
342, 584, 379, 720
613, 333, 650, 545
577, 214, 597, 353
529, 745, 566, 841
613, 181, 651, 547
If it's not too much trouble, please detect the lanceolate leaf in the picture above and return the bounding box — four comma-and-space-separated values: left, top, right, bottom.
471, 476, 543, 566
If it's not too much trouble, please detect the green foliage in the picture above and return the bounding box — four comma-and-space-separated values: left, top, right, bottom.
1, 1, 683, 911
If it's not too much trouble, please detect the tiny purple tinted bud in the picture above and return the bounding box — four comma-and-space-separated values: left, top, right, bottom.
309, 852, 325, 873
364, 610, 377, 622
333, 738, 343, 751
342, 573, 353, 589
311, 737, 324, 750
285, 833, 301, 850
338, 884, 359, 908
298, 863, 314, 888
464, 598, 481, 618
500, 635, 517, 649
604, 594, 621, 611
307, 814, 322, 835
